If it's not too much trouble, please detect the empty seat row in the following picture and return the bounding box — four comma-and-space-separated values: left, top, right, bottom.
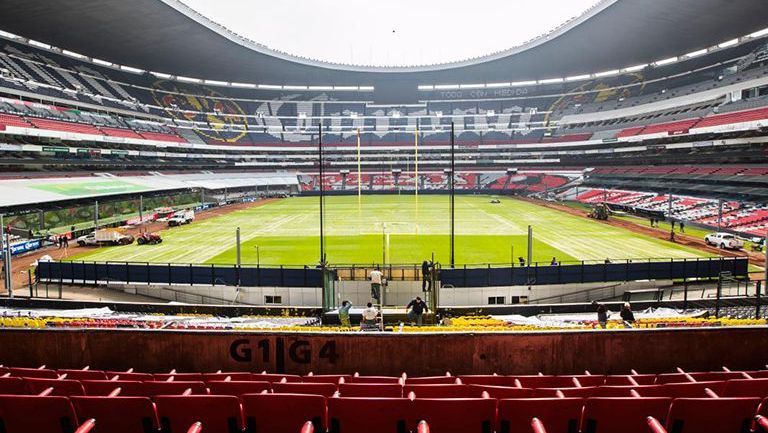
1, 394, 766, 433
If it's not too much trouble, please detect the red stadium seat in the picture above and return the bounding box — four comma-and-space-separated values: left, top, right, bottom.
0, 377, 26, 394
251, 373, 302, 383
71, 396, 160, 433
498, 398, 584, 433
634, 381, 725, 398
152, 373, 204, 382
23, 377, 86, 396
81, 380, 146, 396
154, 395, 243, 433
0, 395, 83, 433
723, 378, 768, 398
300, 374, 348, 384
338, 383, 403, 397
207, 380, 271, 396
57, 370, 109, 381
328, 397, 412, 433
580, 397, 672, 433
591, 386, 640, 397
662, 397, 760, 433
8, 367, 59, 379
469, 385, 534, 399
458, 375, 513, 386
347, 375, 402, 384
603, 374, 657, 386
105, 372, 154, 381
404, 384, 483, 398
140, 381, 208, 396
272, 382, 337, 396
242, 393, 326, 433
534, 387, 598, 398
202, 372, 254, 382
407, 376, 461, 385
412, 398, 496, 433
514, 375, 580, 389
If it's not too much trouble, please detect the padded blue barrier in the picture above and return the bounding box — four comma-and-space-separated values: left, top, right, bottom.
440, 257, 748, 288
37, 261, 323, 288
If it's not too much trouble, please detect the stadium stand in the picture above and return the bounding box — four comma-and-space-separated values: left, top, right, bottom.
0, 365, 767, 432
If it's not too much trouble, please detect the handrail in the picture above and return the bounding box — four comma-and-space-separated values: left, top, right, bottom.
74, 419, 96, 433
531, 417, 548, 433
647, 416, 667, 433
38, 387, 54, 397
186, 422, 203, 433
704, 388, 719, 398
417, 420, 430, 433
107, 387, 121, 397
300, 421, 314, 433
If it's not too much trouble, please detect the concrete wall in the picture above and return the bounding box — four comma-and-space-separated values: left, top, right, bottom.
115, 279, 667, 308
0, 327, 766, 376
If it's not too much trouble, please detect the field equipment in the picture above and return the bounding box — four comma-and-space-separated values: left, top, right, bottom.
588, 203, 609, 220
137, 232, 163, 245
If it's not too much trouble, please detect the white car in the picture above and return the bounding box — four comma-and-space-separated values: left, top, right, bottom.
704, 232, 744, 250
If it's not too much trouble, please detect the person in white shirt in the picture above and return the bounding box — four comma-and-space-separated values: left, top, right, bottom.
361, 302, 379, 328
369, 268, 383, 302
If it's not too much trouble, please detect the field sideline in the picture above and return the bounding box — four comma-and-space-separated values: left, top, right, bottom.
69, 195, 708, 266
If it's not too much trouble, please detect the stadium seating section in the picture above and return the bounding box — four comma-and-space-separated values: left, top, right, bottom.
1, 365, 768, 432
574, 185, 768, 236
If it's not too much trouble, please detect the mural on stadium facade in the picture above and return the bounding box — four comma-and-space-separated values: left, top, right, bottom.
150, 80, 248, 143
544, 73, 646, 126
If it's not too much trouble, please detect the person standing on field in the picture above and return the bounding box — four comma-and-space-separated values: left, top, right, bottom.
369, 267, 383, 302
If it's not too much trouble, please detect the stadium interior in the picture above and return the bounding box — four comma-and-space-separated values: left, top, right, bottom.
0, 0, 768, 432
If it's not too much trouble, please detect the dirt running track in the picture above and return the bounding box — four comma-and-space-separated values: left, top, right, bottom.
0, 199, 277, 293
522, 198, 767, 275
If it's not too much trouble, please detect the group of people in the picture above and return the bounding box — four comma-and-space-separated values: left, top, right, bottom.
593, 300, 636, 329
337, 296, 429, 330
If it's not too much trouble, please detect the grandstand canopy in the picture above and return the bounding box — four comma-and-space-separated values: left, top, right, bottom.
0, 0, 766, 91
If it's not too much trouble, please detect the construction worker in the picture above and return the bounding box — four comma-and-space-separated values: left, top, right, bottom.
369, 267, 383, 302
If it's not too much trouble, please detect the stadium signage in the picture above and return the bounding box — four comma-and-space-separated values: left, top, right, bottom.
230, 338, 338, 371
10, 239, 42, 256
431, 88, 530, 100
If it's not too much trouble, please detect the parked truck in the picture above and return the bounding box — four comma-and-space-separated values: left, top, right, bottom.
168, 209, 195, 227
77, 229, 134, 246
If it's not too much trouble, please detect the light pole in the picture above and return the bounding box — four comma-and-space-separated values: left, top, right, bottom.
255, 245, 260, 267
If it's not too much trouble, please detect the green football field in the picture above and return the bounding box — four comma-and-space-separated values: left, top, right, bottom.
69, 195, 709, 266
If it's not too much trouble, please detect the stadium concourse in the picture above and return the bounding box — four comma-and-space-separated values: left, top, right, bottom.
1, 0, 768, 432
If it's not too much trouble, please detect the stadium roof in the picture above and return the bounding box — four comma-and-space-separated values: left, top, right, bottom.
0, 0, 766, 86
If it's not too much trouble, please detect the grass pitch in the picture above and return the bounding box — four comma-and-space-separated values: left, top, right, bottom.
69, 195, 708, 266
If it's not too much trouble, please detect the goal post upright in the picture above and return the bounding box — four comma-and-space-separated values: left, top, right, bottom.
414, 126, 419, 233
357, 128, 362, 217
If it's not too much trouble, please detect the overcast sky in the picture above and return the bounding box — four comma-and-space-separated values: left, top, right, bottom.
180, 0, 600, 66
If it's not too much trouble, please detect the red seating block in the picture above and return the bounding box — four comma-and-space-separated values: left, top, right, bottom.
81, 380, 145, 396
71, 396, 159, 433
580, 397, 672, 433
498, 398, 584, 433
662, 397, 760, 433
140, 381, 208, 396
328, 397, 412, 433
0, 395, 80, 433
243, 393, 326, 433
723, 378, 768, 398
207, 380, 271, 396
272, 382, 337, 396
154, 395, 243, 433
404, 384, 483, 398
412, 398, 496, 433
338, 383, 403, 397
23, 378, 85, 396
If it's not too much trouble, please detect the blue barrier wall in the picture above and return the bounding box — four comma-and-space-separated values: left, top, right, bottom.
37, 261, 324, 288
440, 257, 749, 288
